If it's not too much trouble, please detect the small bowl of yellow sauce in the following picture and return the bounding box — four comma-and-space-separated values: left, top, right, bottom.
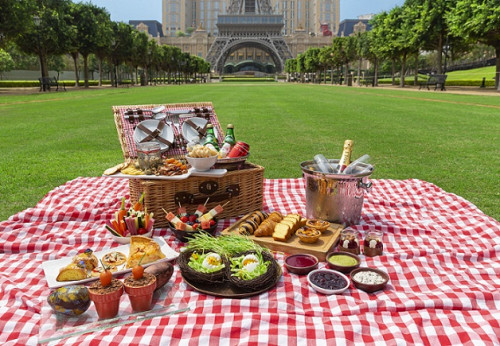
326, 251, 360, 273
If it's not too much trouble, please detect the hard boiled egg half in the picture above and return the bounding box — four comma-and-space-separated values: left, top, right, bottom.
202, 253, 222, 270
242, 254, 259, 272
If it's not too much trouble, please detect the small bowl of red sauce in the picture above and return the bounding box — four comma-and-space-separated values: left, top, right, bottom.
284, 253, 319, 275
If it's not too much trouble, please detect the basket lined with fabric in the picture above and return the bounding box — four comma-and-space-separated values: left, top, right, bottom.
178, 248, 226, 285
225, 250, 279, 292
112, 102, 224, 160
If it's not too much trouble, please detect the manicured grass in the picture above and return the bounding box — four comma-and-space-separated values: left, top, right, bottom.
446, 66, 496, 81
0, 84, 499, 221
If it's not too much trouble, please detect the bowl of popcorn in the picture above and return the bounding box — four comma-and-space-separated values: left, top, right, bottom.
186, 145, 218, 171
350, 267, 389, 293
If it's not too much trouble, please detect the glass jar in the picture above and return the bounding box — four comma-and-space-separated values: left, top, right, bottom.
137, 142, 162, 173
338, 229, 360, 255
363, 230, 383, 257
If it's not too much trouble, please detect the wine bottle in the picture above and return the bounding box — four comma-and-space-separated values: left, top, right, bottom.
313, 154, 335, 173
203, 124, 220, 151
336, 140, 354, 173
343, 154, 370, 174
219, 124, 236, 158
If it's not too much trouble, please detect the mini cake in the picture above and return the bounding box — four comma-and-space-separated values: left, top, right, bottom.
72, 249, 98, 270
363, 231, 383, 257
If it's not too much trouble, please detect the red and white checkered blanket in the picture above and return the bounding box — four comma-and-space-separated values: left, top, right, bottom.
0, 177, 498, 345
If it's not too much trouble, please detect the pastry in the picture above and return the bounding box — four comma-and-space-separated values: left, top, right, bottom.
56, 262, 88, 282
254, 219, 277, 237
102, 251, 127, 267
91, 265, 118, 277
126, 236, 165, 268
72, 249, 98, 271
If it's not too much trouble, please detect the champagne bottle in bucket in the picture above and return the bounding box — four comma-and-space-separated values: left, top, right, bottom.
336, 140, 354, 173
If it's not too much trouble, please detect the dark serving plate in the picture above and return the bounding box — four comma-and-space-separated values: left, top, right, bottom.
168, 219, 218, 242
182, 262, 282, 298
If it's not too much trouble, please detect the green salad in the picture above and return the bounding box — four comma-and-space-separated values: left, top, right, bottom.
230, 252, 270, 280
188, 251, 225, 273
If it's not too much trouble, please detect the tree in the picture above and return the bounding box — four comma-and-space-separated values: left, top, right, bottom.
93, 11, 113, 87
303, 47, 321, 83
16, 0, 74, 85
69, 3, 111, 88
0, 49, 14, 79
447, 0, 500, 89
332, 36, 357, 84
318, 46, 335, 84
109, 22, 134, 87
0, 0, 30, 46
130, 31, 149, 85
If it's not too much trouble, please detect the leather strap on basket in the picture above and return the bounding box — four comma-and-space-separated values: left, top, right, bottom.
137, 121, 173, 147
184, 119, 207, 138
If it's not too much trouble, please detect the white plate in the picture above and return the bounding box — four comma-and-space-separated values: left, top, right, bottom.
41, 237, 179, 289
133, 119, 174, 151
191, 168, 227, 177
182, 117, 218, 143
105, 167, 193, 181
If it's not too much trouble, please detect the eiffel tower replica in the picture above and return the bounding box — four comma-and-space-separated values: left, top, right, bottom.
206, 0, 292, 73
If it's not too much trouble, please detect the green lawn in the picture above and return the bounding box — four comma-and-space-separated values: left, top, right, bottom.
0, 83, 498, 221
446, 66, 496, 81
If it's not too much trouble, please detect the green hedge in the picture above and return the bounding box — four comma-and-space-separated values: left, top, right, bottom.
221, 77, 276, 82
378, 79, 495, 87
0, 79, 131, 88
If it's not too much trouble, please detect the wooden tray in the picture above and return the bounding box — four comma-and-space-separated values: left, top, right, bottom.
221, 213, 343, 261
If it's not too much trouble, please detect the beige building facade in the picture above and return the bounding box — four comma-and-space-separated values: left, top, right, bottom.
160, 0, 339, 71
162, 0, 339, 37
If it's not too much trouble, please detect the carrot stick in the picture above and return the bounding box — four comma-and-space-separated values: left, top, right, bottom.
133, 193, 145, 211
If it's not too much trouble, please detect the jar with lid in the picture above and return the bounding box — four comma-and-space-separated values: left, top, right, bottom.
363, 230, 383, 257
137, 142, 162, 173
338, 229, 360, 255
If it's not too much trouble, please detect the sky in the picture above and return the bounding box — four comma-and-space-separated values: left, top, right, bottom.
86, 0, 405, 23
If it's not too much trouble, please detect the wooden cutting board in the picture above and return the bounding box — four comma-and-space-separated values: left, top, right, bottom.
221, 212, 343, 262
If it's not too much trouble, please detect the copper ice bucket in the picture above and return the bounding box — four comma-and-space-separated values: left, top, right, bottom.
301, 160, 373, 226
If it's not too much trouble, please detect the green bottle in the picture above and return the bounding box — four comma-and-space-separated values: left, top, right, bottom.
219, 124, 236, 158
203, 124, 220, 151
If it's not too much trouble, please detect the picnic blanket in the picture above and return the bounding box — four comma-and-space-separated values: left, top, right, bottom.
0, 177, 498, 345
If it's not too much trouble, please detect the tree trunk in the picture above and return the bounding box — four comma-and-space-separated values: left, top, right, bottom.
71, 52, 79, 87
400, 52, 407, 88
391, 59, 396, 85
357, 58, 361, 86
414, 51, 419, 86
83, 54, 89, 88
98, 57, 103, 87
437, 34, 443, 74
496, 46, 500, 90
374, 59, 379, 87
330, 67, 334, 85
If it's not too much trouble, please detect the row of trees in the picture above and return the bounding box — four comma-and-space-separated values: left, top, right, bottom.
285, 0, 500, 89
0, 0, 210, 88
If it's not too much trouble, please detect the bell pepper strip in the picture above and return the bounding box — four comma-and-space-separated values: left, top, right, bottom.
119, 220, 127, 235
144, 213, 150, 229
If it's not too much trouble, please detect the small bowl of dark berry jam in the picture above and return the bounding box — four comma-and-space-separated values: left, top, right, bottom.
307, 269, 350, 295
284, 254, 319, 275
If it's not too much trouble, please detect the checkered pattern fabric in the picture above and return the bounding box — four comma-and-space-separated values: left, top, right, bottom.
0, 177, 498, 345
114, 104, 225, 158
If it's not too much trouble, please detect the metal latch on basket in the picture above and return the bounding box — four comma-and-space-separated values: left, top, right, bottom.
174, 184, 240, 205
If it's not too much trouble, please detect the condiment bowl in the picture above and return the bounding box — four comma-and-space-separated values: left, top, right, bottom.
350, 267, 389, 293
284, 253, 319, 275
326, 251, 360, 273
307, 268, 350, 295
186, 154, 218, 171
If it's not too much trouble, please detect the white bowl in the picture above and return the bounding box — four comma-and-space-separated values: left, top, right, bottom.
110, 230, 153, 244
307, 268, 350, 295
186, 154, 218, 171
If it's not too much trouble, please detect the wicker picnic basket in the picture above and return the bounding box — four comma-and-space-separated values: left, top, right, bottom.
112, 102, 264, 227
